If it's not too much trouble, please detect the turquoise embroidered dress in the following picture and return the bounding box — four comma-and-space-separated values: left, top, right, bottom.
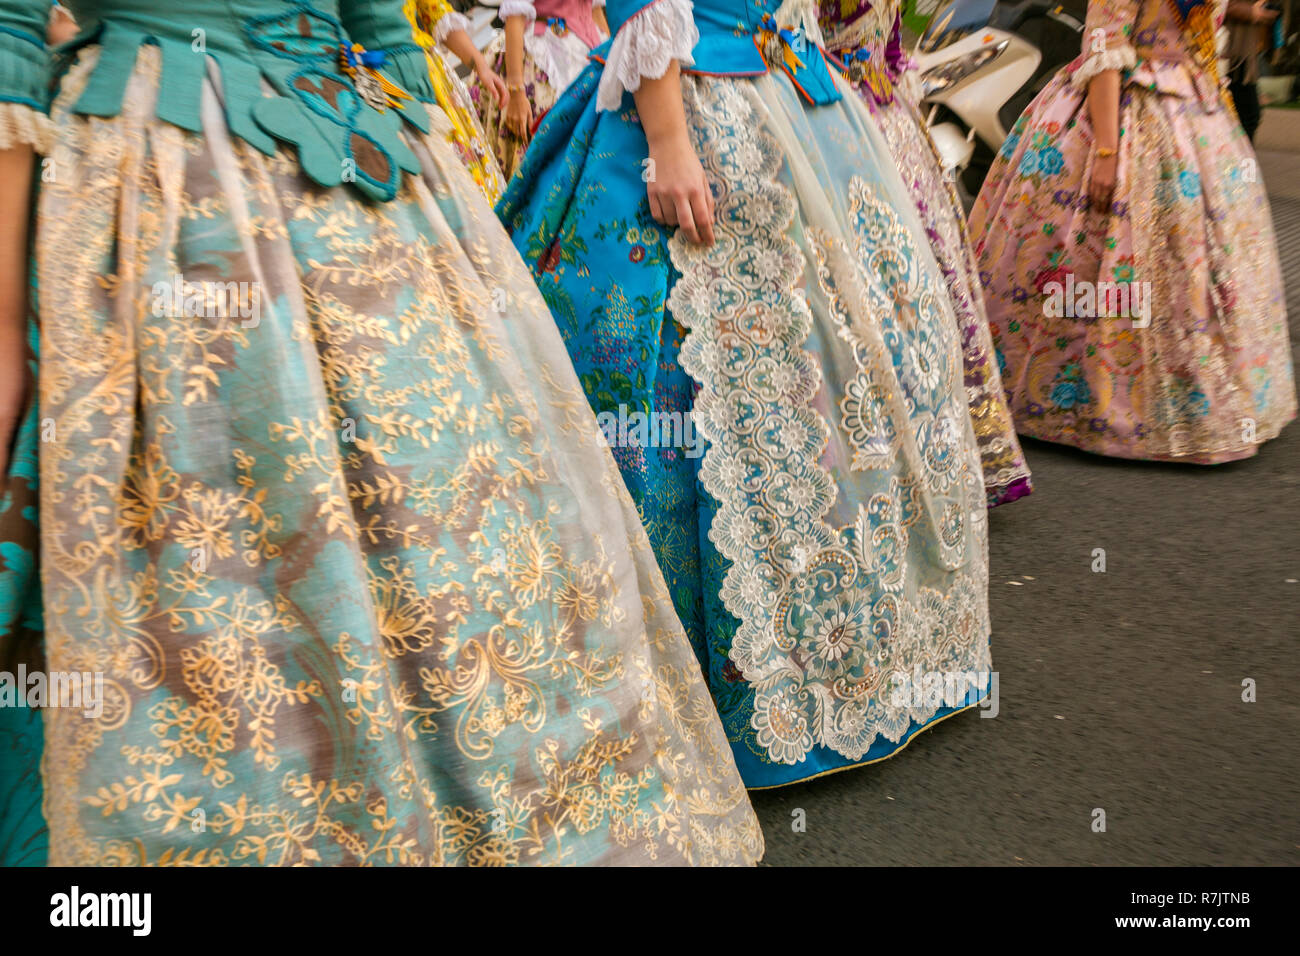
500, 0, 994, 787
0, 0, 761, 865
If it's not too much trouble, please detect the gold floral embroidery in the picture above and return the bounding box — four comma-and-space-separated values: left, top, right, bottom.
669, 75, 991, 766
34, 46, 761, 867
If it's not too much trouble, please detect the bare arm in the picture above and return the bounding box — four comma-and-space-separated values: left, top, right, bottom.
1086, 69, 1120, 150
47, 2, 76, 44
632, 63, 714, 244
503, 15, 530, 136
443, 26, 482, 66
0, 145, 34, 475
0, 0, 56, 472
444, 28, 507, 107
1086, 69, 1120, 209
504, 14, 526, 82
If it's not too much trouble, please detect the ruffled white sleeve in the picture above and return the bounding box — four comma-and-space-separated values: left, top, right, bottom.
594, 0, 607, 6
0, 102, 52, 153
595, 0, 699, 112
1069, 0, 1140, 88
432, 9, 471, 42
499, 0, 539, 22
1071, 43, 1137, 88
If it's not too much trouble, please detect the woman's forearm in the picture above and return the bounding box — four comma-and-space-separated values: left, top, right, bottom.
443, 28, 483, 68
0, 146, 35, 338
1087, 70, 1121, 149
631, 61, 713, 244
593, 6, 609, 35
505, 16, 526, 86
632, 63, 687, 148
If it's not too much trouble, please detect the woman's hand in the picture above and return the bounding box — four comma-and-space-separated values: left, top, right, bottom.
443, 28, 509, 110
504, 87, 532, 139
632, 63, 714, 245
47, 3, 77, 45
645, 131, 714, 245
1089, 152, 1118, 211
474, 56, 508, 109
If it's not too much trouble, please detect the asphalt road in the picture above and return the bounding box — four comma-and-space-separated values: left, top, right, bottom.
748, 145, 1300, 866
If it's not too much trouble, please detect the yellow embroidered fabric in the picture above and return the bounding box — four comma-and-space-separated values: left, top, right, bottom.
404, 0, 506, 201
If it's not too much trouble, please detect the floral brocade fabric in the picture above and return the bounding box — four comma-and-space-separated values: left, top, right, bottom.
26, 45, 761, 866
820, 0, 1033, 505
969, 0, 1296, 461
501, 49, 992, 788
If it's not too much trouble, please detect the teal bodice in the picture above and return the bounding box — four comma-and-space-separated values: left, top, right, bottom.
0, 0, 447, 200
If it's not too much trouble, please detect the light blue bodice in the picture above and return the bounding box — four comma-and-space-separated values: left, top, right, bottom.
595, 0, 843, 103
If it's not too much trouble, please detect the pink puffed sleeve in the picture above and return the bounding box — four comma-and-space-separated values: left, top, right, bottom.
1070, 0, 1140, 88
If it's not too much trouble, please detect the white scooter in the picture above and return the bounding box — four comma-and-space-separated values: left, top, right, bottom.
915, 0, 1084, 197
463, 0, 501, 56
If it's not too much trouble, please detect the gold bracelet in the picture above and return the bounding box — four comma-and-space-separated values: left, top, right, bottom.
507, 82, 526, 92
1096, 146, 1117, 158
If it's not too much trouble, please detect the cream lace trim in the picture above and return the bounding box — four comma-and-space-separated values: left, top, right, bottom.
667, 77, 990, 765
596, 0, 698, 112
1072, 44, 1137, 88
499, 0, 538, 22
433, 10, 470, 43
0, 102, 54, 153
873, 96, 1031, 497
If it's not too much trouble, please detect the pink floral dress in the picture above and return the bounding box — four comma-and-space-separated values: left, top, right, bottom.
970, 0, 1295, 462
